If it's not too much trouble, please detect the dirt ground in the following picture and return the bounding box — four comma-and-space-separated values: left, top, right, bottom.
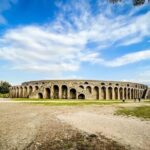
0, 99, 150, 150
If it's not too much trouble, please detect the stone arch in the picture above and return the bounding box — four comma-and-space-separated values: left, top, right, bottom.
79, 85, 84, 89
29, 86, 33, 95
45, 88, 51, 99
78, 94, 85, 99
119, 87, 123, 100
53, 85, 59, 99
62, 85, 67, 99
35, 86, 39, 91
70, 89, 76, 99
128, 88, 130, 99
101, 86, 106, 99
93, 86, 99, 100
24, 86, 28, 98
84, 82, 88, 84
16, 87, 19, 98
20, 87, 23, 98
124, 88, 127, 99
134, 89, 136, 98
114, 87, 118, 100
131, 89, 134, 99
38, 93, 43, 99
86, 86, 92, 94
108, 87, 113, 100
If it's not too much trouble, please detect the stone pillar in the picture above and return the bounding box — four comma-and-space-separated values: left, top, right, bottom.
118, 88, 120, 100
67, 88, 70, 99
122, 88, 124, 99
99, 87, 101, 100
112, 87, 115, 100
51, 86, 54, 99
59, 86, 62, 99
105, 87, 108, 100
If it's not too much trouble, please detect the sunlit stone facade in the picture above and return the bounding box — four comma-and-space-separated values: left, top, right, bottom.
9, 80, 150, 100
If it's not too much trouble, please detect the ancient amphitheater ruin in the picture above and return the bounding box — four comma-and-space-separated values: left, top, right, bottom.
9, 80, 150, 100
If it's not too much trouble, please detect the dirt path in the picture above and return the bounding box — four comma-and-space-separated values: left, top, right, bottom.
0, 99, 150, 150
58, 110, 150, 150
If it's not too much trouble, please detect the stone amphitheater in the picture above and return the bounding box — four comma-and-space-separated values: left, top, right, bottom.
9, 80, 150, 100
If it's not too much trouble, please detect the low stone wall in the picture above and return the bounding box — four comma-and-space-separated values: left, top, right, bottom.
9, 80, 149, 100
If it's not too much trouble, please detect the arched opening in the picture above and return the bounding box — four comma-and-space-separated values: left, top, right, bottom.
120, 88, 123, 100
86, 86, 91, 94
84, 82, 88, 84
78, 94, 85, 99
29, 86, 33, 95
20, 87, 23, 98
16, 88, 19, 98
54, 85, 59, 99
38, 93, 43, 99
45, 88, 51, 99
94, 86, 99, 100
131, 89, 134, 99
24, 86, 28, 98
128, 88, 130, 99
70, 89, 76, 99
108, 87, 113, 99
62, 85, 67, 99
114, 87, 118, 100
101, 86, 106, 99
124, 88, 127, 99
35, 86, 39, 91
79, 85, 84, 89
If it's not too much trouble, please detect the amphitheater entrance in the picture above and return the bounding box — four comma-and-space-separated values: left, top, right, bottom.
24, 87, 28, 98
62, 85, 67, 99
20, 87, 23, 98
114, 87, 118, 99
120, 88, 123, 100
101, 87, 106, 99
45, 88, 51, 99
94, 86, 99, 100
108, 87, 113, 100
38, 93, 43, 99
54, 85, 59, 99
70, 89, 76, 99
78, 94, 85, 99
29, 86, 33, 95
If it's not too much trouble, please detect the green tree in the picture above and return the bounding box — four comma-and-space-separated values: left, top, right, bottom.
109, 0, 149, 6
0, 81, 11, 94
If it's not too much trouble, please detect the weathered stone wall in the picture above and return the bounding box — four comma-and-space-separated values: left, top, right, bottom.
9, 80, 149, 100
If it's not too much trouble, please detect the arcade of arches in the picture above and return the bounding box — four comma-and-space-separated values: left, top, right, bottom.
9, 80, 150, 100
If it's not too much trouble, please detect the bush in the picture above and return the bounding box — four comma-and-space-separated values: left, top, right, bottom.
0, 81, 11, 94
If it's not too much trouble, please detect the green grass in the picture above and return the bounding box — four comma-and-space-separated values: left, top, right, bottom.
0, 93, 9, 98
144, 100, 150, 103
13, 98, 123, 106
115, 106, 150, 119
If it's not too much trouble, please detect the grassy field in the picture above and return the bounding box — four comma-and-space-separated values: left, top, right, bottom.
13, 98, 124, 106
115, 106, 150, 119
0, 93, 9, 98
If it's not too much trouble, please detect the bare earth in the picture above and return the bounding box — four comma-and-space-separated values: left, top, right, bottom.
0, 99, 150, 150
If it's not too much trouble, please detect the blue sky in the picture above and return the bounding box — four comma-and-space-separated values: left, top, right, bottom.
0, 0, 150, 85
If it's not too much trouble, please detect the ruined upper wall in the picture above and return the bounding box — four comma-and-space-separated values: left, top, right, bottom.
20, 79, 148, 89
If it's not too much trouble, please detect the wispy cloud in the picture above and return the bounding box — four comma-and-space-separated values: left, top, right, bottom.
103, 49, 150, 67
0, 0, 150, 74
0, 0, 18, 24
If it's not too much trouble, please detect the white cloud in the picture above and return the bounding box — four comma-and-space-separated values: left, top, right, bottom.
0, 0, 150, 74
104, 50, 150, 67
